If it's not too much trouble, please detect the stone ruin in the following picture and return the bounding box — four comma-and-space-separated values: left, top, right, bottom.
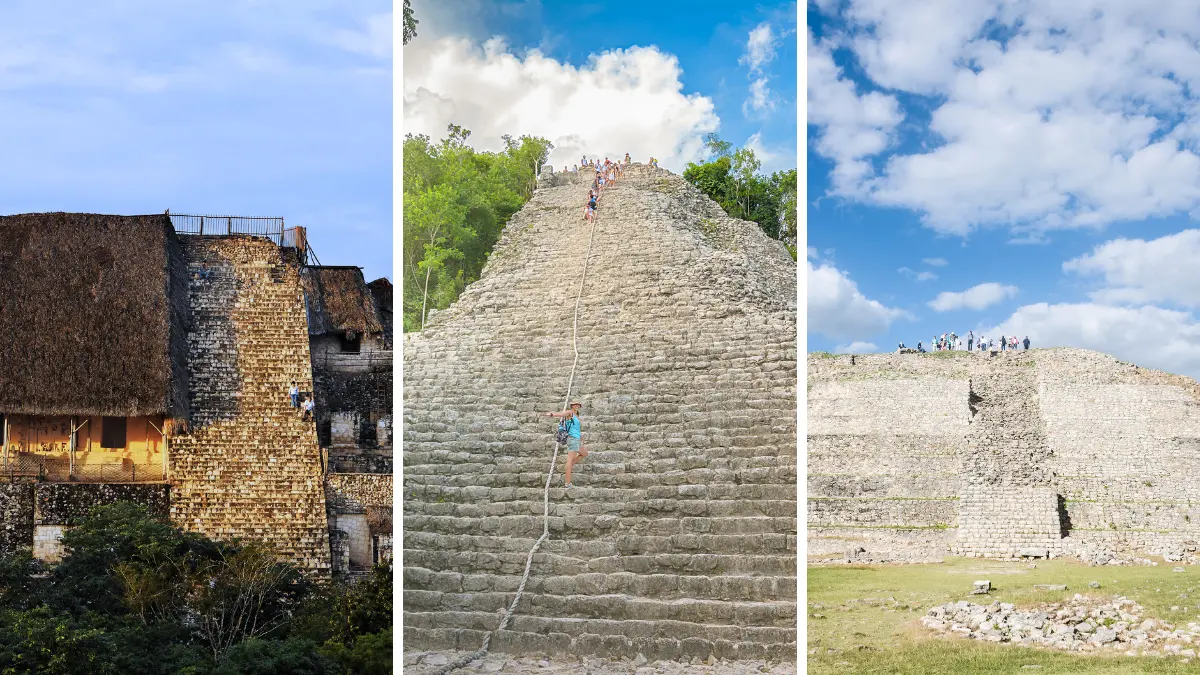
0, 213, 391, 578
808, 349, 1200, 564
403, 163, 798, 664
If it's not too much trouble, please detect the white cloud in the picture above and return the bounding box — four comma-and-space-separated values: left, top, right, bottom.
987, 302, 1200, 379
923, 257, 948, 267
403, 36, 719, 172
742, 22, 777, 73
807, 30, 903, 196
1064, 230, 1200, 308
809, 1, 1200, 235
741, 22, 779, 118
928, 282, 1018, 312
836, 341, 878, 354
899, 267, 937, 281
809, 260, 908, 339
744, 77, 774, 116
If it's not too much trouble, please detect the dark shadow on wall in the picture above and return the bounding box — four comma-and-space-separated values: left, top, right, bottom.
181, 241, 245, 426
1058, 493, 1073, 537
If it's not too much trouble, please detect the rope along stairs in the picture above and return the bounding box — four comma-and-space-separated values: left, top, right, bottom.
404, 162, 797, 667
431, 174, 606, 675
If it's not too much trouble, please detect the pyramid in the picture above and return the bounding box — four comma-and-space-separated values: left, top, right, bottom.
403, 163, 798, 662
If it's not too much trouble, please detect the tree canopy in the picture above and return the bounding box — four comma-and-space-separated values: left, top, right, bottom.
683, 133, 797, 259
402, 124, 553, 331
0, 502, 391, 674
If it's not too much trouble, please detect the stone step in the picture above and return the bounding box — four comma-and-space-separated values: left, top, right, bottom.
404, 567, 796, 601
406, 483, 795, 504
405, 531, 797, 557
406, 514, 796, 538
405, 498, 796, 520
403, 590, 796, 627
405, 548, 796, 578
403, 615, 795, 662
402, 466, 795, 490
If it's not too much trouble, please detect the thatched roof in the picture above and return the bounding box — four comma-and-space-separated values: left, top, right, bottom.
301, 266, 383, 336
367, 278, 392, 314
0, 213, 190, 420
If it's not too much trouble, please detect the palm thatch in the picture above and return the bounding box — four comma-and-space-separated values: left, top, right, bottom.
367, 277, 393, 343
301, 266, 383, 336
0, 213, 191, 421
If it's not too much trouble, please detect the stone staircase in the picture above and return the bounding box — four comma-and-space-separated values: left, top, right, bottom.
170, 237, 330, 574
403, 164, 797, 662
956, 358, 1062, 558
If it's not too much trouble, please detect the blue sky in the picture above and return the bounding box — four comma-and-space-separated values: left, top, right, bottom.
807, 1, 1200, 378
404, 0, 796, 175
0, 1, 391, 282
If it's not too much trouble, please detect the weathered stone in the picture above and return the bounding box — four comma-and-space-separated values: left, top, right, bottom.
403, 164, 796, 662
808, 349, 1200, 561
1035, 585, 1067, 591
973, 580, 992, 594
1020, 548, 1050, 559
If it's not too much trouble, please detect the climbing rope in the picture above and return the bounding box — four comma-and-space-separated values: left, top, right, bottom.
433, 175, 604, 674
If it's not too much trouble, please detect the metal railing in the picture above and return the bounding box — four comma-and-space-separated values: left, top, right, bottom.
170, 214, 316, 265
1, 453, 163, 483
171, 214, 285, 243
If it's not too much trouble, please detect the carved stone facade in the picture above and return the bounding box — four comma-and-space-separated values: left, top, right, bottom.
808, 348, 1200, 562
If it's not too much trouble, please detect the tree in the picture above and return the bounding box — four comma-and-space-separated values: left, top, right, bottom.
402, 125, 553, 331
683, 135, 796, 246
402, 0, 418, 45
188, 543, 307, 660
703, 132, 733, 159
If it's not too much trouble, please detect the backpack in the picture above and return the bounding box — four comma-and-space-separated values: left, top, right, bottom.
555, 418, 570, 445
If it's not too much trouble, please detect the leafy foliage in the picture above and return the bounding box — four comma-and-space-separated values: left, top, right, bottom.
0, 502, 392, 674
402, 0, 418, 46
683, 133, 797, 247
402, 124, 553, 331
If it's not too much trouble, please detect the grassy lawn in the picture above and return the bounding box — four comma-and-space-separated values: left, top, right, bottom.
808, 557, 1200, 674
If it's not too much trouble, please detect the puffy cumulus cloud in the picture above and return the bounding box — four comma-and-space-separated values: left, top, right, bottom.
808, 260, 909, 340
835, 341, 878, 354
403, 36, 719, 172
1064, 230, 1200, 308
928, 282, 1017, 312
808, 1, 1200, 235
806, 30, 903, 195
986, 302, 1200, 379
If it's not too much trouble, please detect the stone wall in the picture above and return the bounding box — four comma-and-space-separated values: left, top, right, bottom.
807, 349, 1200, 561
404, 164, 797, 662
35, 483, 169, 525
171, 237, 330, 574
0, 483, 34, 556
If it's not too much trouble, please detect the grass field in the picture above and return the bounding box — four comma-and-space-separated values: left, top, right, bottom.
808, 557, 1200, 674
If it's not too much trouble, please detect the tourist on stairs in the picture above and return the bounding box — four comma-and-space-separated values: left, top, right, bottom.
544, 402, 587, 488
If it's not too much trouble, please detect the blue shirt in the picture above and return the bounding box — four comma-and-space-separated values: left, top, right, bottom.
563, 416, 581, 439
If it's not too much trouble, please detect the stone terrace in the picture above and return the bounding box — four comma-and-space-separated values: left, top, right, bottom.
808, 348, 1200, 562
403, 164, 798, 662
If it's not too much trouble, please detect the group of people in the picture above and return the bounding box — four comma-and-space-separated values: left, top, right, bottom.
580, 155, 625, 222
289, 381, 315, 420
902, 331, 1031, 353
